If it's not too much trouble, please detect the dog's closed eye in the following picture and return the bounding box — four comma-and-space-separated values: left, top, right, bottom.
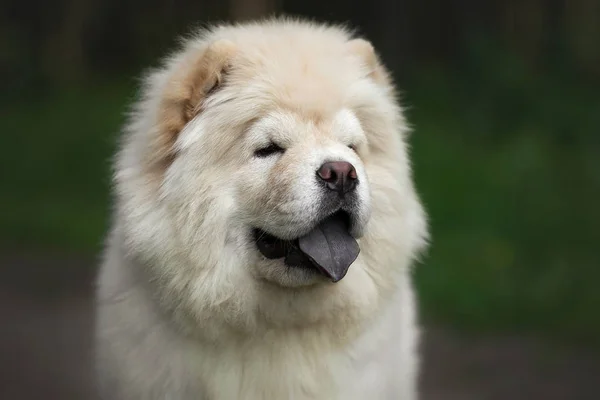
254, 143, 285, 158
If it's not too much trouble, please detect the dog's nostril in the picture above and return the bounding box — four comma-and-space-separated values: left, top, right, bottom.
317, 161, 358, 194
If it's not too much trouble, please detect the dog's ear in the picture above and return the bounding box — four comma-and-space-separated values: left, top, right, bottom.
154, 39, 237, 167
346, 38, 388, 84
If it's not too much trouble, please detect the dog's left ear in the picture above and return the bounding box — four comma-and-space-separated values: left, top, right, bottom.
346, 38, 388, 84
153, 39, 237, 167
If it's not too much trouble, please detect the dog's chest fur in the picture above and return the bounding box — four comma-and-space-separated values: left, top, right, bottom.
97, 255, 416, 400
193, 324, 406, 399
191, 286, 413, 400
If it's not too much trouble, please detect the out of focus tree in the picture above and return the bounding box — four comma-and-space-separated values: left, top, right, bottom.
565, 0, 600, 79
2, 0, 599, 86
41, 0, 96, 83
502, 0, 546, 68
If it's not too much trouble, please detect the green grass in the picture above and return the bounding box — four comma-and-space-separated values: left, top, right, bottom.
1, 44, 598, 343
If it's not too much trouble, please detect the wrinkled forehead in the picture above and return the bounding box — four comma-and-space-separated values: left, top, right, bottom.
177, 45, 369, 154
229, 40, 367, 116
247, 108, 365, 146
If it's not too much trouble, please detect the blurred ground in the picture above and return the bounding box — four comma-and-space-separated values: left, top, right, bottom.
1, 253, 598, 400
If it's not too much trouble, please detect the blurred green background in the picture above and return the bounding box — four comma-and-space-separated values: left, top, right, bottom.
1, 0, 599, 346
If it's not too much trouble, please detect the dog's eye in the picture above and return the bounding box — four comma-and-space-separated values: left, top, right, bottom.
348, 144, 357, 151
254, 143, 285, 158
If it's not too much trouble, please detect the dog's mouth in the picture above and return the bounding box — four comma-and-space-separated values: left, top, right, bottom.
253, 211, 360, 283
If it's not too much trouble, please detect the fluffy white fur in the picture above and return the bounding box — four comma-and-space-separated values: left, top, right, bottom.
95, 18, 428, 400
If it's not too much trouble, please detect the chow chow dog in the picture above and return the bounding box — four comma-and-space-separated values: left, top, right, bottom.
95, 18, 428, 400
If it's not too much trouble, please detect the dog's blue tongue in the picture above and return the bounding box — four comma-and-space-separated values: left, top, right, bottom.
297, 213, 360, 282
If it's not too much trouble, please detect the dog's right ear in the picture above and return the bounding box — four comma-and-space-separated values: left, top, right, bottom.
345, 38, 389, 85
153, 39, 237, 167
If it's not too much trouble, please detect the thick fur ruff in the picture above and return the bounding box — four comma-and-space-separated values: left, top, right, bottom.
95, 17, 428, 400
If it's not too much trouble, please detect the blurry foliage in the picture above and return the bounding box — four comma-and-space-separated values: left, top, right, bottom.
405, 37, 600, 343
0, 81, 131, 249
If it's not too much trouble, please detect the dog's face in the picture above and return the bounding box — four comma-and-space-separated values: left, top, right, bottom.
115, 21, 427, 331
235, 109, 371, 286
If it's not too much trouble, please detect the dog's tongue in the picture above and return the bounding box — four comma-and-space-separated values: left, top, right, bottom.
297, 213, 360, 283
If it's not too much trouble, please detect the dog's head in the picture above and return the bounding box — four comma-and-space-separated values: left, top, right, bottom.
113, 20, 427, 333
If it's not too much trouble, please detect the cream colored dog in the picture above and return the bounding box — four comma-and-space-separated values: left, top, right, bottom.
95, 18, 428, 400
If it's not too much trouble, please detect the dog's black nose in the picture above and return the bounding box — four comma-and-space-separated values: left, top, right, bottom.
317, 161, 358, 194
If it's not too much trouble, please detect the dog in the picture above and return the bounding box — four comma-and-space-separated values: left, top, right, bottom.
95, 18, 428, 400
